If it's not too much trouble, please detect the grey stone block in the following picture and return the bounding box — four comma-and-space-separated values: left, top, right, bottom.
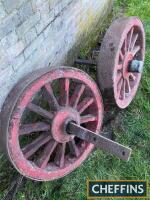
12, 53, 25, 71
35, 20, 45, 35
0, 66, 14, 86
61, 0, 73, 10
1, 31, 18, 49
24, 33, 44, 58
39, 0, 50, 14
18, 1, 33, 22
2, 0, 25, 13
17, 12, 40, 36
0, 2, 7, 20
0, 45, 11, 70
24, 27, 37, 45
32, 0, 49, 12
54, 1, 62, 17
43, 23, 53, 38
41, 9, 55, 27
49, 0, 60, 10
0, 11, 20, 40
7, 40, 25, 58
28, 45, 47, 68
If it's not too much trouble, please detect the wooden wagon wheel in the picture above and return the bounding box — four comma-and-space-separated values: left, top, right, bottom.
97, 17, 145, 108
0, 66, 103, 181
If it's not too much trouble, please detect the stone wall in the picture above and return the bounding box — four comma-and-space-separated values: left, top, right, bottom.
0, 0, 113, 110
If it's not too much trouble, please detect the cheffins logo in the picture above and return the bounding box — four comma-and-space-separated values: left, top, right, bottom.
87, 180, 148, 198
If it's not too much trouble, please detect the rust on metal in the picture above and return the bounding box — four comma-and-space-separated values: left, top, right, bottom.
67, 122, 132, 161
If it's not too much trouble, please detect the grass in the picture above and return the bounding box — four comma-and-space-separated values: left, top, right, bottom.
0, 0, 150, 199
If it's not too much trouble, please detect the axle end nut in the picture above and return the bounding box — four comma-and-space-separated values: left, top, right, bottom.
129, 60, 144, 73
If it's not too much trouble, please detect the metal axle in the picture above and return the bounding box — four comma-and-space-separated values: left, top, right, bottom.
74, 59, 97, 66
129, 60, 144, 73
67, 122, 132, 162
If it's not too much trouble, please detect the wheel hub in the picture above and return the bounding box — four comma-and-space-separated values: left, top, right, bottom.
51, 107, 80, 143
129, 60, 144, 73
123, 53, 133, 78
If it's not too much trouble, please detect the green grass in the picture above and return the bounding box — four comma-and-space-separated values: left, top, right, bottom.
0, 0, 150, 199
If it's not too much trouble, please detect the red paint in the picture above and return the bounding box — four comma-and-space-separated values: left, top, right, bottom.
51, 107, 80, 143
97, 17, 145, 109
1, 67, 103, 181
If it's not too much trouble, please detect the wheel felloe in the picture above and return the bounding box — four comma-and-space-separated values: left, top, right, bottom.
97, 17, 145, 109
1, 67, 103, 181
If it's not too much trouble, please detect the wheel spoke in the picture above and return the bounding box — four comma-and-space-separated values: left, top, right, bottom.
124, 37, 128, 53
37, 140, 58, 169
129, 73, 136, 81
60, 78, 70, 106
122, 79, 126, 100
77, 97, 94, 114
117, 78, 123, 99
130, 33, 138, 51
118, 63, 123, 70
117, 72, 123, 84
132, 45, 140, 56
80, 115, 97, 124
119, 50, 124, 61
70, 84, 85, 108
19, 122, 50, 136
43, 83, 59, 110
55, 143, 66, 168
22, 134, 52, 159
27, 103, 53, 120
69, 139, 80, 157
126, 78, 131, 94
128, 27, 134, 51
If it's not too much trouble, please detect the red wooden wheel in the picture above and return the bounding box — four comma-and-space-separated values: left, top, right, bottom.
0, 67, 103, 181
97, 17, 145, 108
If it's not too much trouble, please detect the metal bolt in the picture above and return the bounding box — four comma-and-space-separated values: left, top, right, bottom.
128, 60, 144, 73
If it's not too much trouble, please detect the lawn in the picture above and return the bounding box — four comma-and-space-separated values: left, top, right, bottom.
0, 0, 150, 199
